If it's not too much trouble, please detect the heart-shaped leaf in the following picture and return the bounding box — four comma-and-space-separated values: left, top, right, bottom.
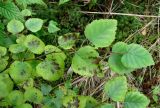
121, 44, 155, 68
104, 76, 127, 101
84, 19, 117, 48
7, 19, 24, 34
24, 34, 45, 54
25, 18, 43, 32
48, 20, 60, 33
71, 46, 100, 77
124, 92, 150, 108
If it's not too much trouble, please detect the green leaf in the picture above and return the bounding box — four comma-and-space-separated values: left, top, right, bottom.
36, 60, 63, 81
24, 34, 45, 54
45, 45, 66, 61
21, 9, 32, 17
48, 20, 60, 33
124, 92, 150, 108
71, 46, 100, 77
108, 42, 134, 74
16, 0, 46, 8
25, 18, 43, 32
58, 33, 79, 49
6, 90, 24, 106
9, 44, 26, 53
0, 58, 8, 72
100, 103, 115, 108
0, 46, 7, 57
104, 76, 127, 101
78, 96, 97, 108
121, 44, 155, 68
12, 51, 35, 61
41, 84, 52, 95
108, 54, 134, 74
59, 0, 70, 5
9, 61, 32, 83
7, 19, 24, 34
14, 103, 32, 108
0, 2, 23, 20
24, 87, 43, 104
84, 19, 117, 48
0, 73, 13, 98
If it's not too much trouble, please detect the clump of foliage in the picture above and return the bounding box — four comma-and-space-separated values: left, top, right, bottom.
0, 0, 157, 108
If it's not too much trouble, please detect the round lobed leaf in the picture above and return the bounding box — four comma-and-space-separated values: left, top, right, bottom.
124, 92, 150, 108
0, 58, 8, 72
121, 44, 155, 69
45, 45, 66, 61
7, 19, 24, 34
108, 54, 134, 74
6, 90, 24, 106
9, 61, 32, 83
25, 18, 43, 32
24, 87, 43, 104
58, 33, 79, 49
104, 76, 128, 101
24, 34, 45, 54
71, 46, 100, 77
9, 44, 26, 53
0, 46, 7, 57
36, 60, 63, 81
84, 19, 117, 48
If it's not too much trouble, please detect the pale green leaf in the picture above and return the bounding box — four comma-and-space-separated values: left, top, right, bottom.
0, 46, 7, 57
58, 33, 79, 49
71, 46, 100, 77
121, 44, 155, 68
24, 34, 45, 54
9, 44, 26, 53
84, 19, 117, 48
45, 45, 66, 61
9, 61, 32, 83
7, 19, 24, 34
24, 87, 43, 104
36, 60, 63, 81
21, 9, 32, 17
48, 20, 60, 33
104, 76, 127, 101
25, 18, 43, 32
124, 92, 150, 108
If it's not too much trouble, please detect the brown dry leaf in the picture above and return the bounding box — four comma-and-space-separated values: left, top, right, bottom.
141, 28, 147, 36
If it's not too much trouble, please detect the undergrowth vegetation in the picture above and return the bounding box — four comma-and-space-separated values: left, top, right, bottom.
0, 0, 160, 108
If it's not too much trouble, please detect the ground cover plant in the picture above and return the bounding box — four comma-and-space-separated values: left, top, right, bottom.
0, 0, 160, 108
